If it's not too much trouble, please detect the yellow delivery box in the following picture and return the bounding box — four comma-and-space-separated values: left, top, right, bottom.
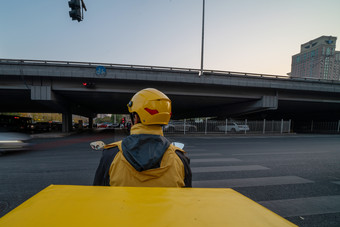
0, 185, 297, 227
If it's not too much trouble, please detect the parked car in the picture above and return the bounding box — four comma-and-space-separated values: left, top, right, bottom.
215, 122, 250, 133
97, 122, 119, 129
29, 122, 52, 132
51, 122, 62, 131
107, 123, 120, 129
97, 123, 108, 128
164, 121, 197, 133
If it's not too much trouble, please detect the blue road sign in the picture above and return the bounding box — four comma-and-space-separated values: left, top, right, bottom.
96, 66, 106, 76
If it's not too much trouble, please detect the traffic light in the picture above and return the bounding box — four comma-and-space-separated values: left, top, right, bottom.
82, 82, 95, 88
68, 0, 81, 22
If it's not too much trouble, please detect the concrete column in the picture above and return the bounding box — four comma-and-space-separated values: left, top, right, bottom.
62, 112, 72, 133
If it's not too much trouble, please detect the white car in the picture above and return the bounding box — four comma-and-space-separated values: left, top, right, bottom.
164, 121, 197, 133
215, 122, 249, 133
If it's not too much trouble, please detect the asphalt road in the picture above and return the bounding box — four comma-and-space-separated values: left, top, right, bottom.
0, 131, 340, 226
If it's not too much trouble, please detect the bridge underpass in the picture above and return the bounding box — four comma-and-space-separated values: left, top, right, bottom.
1, 59, 340, 132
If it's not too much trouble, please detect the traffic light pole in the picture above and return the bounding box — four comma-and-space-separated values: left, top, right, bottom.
81, 0, 87, 20
200, 0, 205, 76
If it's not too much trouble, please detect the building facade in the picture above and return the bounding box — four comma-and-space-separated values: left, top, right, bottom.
291, 36, 340, 80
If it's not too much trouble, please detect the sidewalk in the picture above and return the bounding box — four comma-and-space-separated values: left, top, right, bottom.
164, 132, 297, 137
29, 129, 297, 139
29, 129, 339, 139
29, 128, 126, 139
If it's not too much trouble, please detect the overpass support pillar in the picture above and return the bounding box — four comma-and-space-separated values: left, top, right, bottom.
260, 96, 278, 109
62, 112, 72, 133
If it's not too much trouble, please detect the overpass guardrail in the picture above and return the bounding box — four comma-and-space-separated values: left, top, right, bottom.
1, 58, 339, 84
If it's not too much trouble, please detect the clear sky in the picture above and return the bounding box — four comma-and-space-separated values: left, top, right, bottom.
1, 0, 340, 76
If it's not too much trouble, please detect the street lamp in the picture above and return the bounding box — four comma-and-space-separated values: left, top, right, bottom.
200, 0, 205, 76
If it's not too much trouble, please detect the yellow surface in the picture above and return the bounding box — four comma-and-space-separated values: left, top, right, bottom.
0, 185, 297, 227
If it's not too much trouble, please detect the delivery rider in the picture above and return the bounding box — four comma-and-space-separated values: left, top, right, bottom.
93, 88, 192, 187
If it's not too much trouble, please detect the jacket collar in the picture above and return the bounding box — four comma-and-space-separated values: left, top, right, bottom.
130, 123, 164, 136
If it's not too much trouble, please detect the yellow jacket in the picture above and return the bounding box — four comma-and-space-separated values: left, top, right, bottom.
93, 124, 192, 187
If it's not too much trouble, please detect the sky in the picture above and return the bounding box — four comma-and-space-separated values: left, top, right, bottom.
1, 0, 340, 76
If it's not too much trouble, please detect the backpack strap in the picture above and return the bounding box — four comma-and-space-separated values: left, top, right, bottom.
93, 141, 122, 186
168, 144, 192, 187
168, 143, 186, 154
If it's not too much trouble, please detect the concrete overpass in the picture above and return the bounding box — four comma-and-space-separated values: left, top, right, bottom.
1, 59, 340, 131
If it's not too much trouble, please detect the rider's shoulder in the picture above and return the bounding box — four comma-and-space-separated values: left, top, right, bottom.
103, 141, 122, 150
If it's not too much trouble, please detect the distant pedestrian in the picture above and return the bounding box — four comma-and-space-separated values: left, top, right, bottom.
126, 121, 132, 134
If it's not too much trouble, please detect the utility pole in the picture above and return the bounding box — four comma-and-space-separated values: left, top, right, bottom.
200, 0, 205, 76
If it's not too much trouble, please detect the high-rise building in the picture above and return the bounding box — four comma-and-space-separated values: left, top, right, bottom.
290, 36, 340, 80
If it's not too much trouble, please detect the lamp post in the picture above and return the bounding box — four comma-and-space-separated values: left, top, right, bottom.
200, 0, 205, 76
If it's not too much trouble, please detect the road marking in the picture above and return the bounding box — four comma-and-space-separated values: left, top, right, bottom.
332, 181, 340, 185
259, 195, 340, 217
188, 153, 222, 157
191, 158, 241, 163
193, 176, 313, 188
191, 165, 269, 173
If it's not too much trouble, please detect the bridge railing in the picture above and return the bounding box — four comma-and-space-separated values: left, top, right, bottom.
205, 69, 340, 83
0, 58, 199, 73
204, 70, 289, 79
1, 58, 339, 83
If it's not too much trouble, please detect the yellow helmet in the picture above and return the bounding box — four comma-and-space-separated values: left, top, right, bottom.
127, 88, 171, 125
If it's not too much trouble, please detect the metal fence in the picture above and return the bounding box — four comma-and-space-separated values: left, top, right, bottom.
293, 120, 340, 133
163, 119, 292, 135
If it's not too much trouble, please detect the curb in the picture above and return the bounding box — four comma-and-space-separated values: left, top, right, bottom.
164, 133, 297, 137
30, 132, 78, 139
